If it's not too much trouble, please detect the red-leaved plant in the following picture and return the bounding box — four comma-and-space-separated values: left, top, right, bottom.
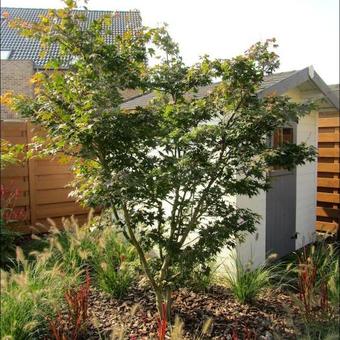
0, 184, 27, 222
1, 184, 26, 267
49, 271, 91, 340
297, 257, 317, 317
297, 246, 330, 320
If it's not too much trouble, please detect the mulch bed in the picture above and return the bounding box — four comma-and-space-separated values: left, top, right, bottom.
85, 284, 302, 339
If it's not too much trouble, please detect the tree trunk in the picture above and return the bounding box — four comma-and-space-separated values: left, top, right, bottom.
155, 290, 164, 317
156, 287, 172, 323
165, 288, 172, 322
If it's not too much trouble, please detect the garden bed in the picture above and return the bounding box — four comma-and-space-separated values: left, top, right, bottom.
1, 225, 338, 339
86, 285, 301, 339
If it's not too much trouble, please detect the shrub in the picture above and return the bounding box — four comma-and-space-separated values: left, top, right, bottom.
92, 258, 135, 298
221, 254, 277, 304
301, 242, 338, 292
0, 247, 81, 339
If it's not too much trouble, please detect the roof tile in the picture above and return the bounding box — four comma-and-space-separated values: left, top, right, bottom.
1, 7, 142, 68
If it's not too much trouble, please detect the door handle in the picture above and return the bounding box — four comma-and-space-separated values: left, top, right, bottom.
290, 232, 299, 240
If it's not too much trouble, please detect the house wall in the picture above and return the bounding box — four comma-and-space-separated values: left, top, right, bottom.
0, 61, 140, 121
1, 60, 34, 120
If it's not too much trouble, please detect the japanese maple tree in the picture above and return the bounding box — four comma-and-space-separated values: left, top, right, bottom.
3, 0, 316, 318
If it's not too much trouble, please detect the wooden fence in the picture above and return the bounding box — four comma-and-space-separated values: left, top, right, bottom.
1, 121, 90, 233
316, 110, 340, 234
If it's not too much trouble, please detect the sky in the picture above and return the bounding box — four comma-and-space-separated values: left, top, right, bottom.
2, 0, 339, 84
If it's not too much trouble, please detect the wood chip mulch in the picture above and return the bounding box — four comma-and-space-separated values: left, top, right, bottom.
85, 284, 302, 339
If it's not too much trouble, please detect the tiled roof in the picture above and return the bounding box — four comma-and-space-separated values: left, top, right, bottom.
0, 7, 142, 68
121, 71, 298, 109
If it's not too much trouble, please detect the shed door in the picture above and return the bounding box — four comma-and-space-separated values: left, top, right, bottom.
266, 125, 297, 258
266, 171, 296, 258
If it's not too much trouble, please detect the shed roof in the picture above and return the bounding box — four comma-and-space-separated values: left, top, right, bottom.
328, 84, 339, 99
122, 67, 339, 110
0, 7, 142, 68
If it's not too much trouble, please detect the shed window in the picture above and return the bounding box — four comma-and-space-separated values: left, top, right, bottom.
270, 127, 294, 171
1, 50, 11, 60
272, 127, 293, 147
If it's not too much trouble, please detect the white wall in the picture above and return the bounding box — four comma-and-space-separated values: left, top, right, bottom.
285, 89, 318, 249
295, 110, 318, 249
235, 190, 267, 268
217, 189, 267, 271
214, 194, 238, 270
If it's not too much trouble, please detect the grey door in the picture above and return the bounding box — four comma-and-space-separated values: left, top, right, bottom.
266, 170, 296, 258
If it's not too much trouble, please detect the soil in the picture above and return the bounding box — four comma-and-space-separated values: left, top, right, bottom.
85, 284, 302, 339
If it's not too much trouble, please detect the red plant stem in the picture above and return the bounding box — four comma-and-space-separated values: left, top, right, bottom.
158, 302, 167, 340
231, 323, 239, 340
320, 282, 328, 312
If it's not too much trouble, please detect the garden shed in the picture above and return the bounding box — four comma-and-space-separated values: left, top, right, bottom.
122, 66, 340, 266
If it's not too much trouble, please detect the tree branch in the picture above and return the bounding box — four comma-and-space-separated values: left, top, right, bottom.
122, 203, 159, 291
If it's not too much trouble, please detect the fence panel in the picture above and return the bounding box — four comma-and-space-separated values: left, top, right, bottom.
316, 110, 340, 234
1, 122, 31, 231
1, 121, 91, 233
